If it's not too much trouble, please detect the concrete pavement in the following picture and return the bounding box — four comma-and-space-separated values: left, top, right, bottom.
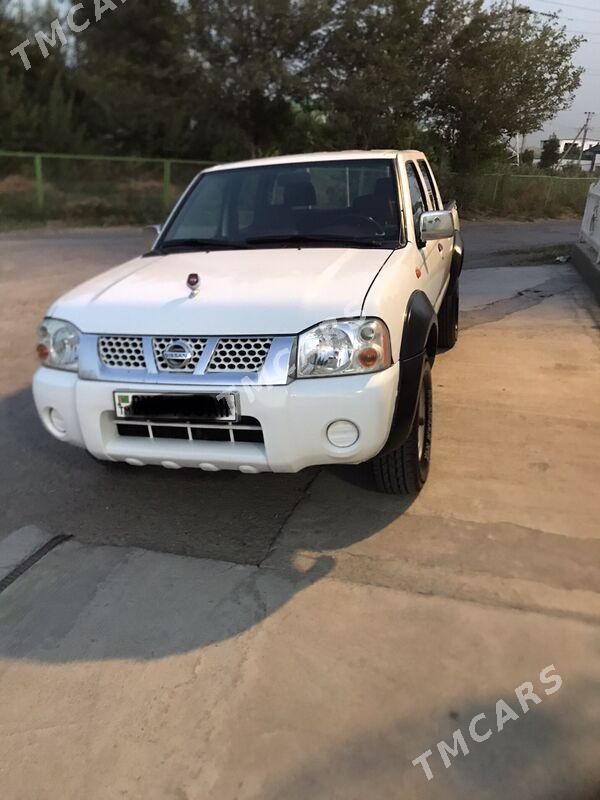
0, 224, 599, 799
1, 537, 599, 800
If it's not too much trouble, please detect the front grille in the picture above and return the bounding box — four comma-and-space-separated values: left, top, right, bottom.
153, 337, 208, 373
207, 338, 273, 372
99, 336, 146, 369
98, 335, 274, 374
116, 416, 264, 444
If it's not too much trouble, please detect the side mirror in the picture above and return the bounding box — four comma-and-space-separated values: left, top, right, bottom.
143, 224, 163, 251
419, 210, 454, 241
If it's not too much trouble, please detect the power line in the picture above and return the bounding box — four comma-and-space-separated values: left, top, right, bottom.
521, 7, 600, 24
530, 1, 600, 11
562, 15, 600, 24
515, 6, 600, 33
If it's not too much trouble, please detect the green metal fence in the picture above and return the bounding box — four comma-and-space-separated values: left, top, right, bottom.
0, 150, 597, 226
439, 171, 597, 218
0, 150, 215, 226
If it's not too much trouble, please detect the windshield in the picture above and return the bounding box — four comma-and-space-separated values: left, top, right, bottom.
161, 159, 401, 250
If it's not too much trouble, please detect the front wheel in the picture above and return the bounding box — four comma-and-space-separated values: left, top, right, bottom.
370, 361, 433, 495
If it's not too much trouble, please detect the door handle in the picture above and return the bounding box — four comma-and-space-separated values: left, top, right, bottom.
438, 243, 444, 253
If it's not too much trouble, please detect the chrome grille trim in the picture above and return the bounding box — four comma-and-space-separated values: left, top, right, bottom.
98, 336, 146, 369
80, 334, 295, 386
152, 337, 208, 373
207, 337, 273, 372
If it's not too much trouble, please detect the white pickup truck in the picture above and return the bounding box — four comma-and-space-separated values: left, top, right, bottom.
34, 150, 463, 494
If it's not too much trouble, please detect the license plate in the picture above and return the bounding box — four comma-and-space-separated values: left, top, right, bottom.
114, 392, 238, 422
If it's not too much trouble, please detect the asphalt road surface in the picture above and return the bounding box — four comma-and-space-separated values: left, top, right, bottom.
0, 221, 599, 800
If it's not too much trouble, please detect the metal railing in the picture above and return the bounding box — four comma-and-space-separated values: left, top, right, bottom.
0, 150, 598, 225
0, 149, 215, 216
442, 171, 598, 217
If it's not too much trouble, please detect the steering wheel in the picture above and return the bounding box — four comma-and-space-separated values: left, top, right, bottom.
317, 213, 386, 237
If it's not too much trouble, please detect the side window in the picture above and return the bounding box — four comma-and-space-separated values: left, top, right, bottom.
418, 160, 441, 210
405, 162, 428, 225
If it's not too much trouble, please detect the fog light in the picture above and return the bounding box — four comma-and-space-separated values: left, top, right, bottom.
48, 407, 66, 435
327, 420, 359, 448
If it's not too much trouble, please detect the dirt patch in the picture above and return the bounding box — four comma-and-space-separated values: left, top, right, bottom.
0, 175, 36, 194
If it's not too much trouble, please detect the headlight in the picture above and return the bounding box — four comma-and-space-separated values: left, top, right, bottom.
37, 318, 80, 371
297, 318, 392, 378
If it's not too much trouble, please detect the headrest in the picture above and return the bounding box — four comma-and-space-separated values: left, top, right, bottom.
284, 180, 317, 207
374, 177, 395, 198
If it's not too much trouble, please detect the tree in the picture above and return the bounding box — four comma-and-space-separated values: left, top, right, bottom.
308, 0, 430, 150
423, 0, 583, 170
0, 0, 586, 166
539, 134, 560, 169
521, 148, 534, 166
0, 0, 87, 152
186, 0, 328, 159
72, 0, 191, 156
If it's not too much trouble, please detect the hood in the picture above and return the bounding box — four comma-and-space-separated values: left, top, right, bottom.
49, 248, 391, 336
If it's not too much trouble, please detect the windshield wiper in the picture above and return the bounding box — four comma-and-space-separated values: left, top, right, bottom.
157, 238, 249, 252
245, 234, 388, 249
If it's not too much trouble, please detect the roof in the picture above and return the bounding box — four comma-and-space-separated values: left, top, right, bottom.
205, 150, 424, 172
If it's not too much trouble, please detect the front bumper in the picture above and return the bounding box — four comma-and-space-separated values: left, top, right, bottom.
32, 365, 399, 473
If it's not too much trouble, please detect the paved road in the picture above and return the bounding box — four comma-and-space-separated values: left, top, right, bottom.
461, 218, 580, 269
0, 223, 599, 799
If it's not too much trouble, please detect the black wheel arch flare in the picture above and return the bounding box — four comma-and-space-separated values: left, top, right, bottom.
379, 291, 437, 455
400, 290, 437, 364
450, 230, 465, 291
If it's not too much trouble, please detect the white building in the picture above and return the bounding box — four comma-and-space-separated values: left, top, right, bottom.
540, 138, 600, 153
538, 139, 600, 172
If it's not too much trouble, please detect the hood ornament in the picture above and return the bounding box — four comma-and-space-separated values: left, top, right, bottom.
187, 273, 200, 298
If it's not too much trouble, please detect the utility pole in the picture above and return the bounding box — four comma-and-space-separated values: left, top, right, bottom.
510, 133, 522, 167
508, 0, 520, 158
579, 112, 595, 169
560, 114, 596, 169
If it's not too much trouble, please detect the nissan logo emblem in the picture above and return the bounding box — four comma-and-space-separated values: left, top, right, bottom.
163, 340, 194, 370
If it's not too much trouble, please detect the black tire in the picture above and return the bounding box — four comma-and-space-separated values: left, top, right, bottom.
371, 361, 433, 495
438, 282, 459, 349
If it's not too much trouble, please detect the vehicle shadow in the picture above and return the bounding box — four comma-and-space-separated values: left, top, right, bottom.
0, 386, 416, 662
